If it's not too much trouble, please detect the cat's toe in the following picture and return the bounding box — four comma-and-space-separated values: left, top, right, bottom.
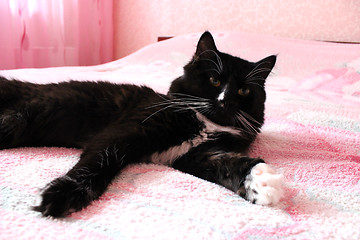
33, 176, 96, 218
244, 163, 284, 205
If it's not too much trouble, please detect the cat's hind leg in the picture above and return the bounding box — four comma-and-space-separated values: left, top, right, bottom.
33, 143, 124, 217
0, 78, 33, 148
33, 122, 153, 217
0, 109, 28, 149
33, 140, 129, 217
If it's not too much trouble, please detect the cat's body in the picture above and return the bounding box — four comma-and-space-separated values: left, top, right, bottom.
0, 32, 283, 217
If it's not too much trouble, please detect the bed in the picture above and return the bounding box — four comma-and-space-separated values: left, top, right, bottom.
1, 31, 359, 239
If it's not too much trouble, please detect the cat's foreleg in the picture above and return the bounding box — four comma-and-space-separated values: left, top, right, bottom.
172, 154, 284, 205
239, 161, 284, 205
33, 142, 127, 217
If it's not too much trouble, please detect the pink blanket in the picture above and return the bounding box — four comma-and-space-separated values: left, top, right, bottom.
1, 31, 360, 239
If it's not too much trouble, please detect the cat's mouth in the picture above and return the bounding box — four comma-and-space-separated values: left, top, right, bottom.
205, 101, 238, 127
168, 93, 259, 134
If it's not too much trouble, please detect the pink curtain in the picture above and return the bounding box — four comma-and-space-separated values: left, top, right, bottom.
0, 0, 113, 70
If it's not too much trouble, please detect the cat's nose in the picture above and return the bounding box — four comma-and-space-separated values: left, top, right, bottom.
219, 101, 225, 108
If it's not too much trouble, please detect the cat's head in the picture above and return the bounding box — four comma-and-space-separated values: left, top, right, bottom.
168, 31, 276, 135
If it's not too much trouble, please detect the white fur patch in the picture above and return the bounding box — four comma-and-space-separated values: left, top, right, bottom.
196, 112, 241, 136
148, 133, 207, 165
244, 163, 284, 205
148, 112, 241, 165
217, 91, 225, 102
217, 84, 228, 102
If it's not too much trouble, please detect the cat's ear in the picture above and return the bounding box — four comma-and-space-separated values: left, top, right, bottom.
195, 31, 218, 58
252, 55, 277, 82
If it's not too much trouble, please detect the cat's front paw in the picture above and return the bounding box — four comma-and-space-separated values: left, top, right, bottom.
244, 163, 284, 205
33, 176, 97, 218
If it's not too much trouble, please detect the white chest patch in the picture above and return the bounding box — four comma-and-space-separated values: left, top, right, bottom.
148, 112, 241, 166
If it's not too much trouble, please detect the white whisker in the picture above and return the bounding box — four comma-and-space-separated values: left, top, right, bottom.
245, 68, 271, 81
239, 110, 261, 125
245, 76, 265, 83
142, 104, 176, 123
244, 82, 263, 88
193, 50, 223, 73
170, 93, 210, 101
195, 59, 221, 73
143, 93, 212, 123
235, 111, 259, 135
201, 68, 221, 75
244, 61, 272, 80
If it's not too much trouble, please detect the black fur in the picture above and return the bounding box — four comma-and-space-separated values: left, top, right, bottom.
0, 32, 276, 217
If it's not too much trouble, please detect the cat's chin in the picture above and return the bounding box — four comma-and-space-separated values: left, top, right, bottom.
202, 108, 238, 128
203, 113, 235, 128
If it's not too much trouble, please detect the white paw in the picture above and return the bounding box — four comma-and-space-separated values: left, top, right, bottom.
244, 163, 284, 205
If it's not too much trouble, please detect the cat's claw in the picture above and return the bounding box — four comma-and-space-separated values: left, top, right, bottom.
244, 163, 284, 205
33, 176, 96, 218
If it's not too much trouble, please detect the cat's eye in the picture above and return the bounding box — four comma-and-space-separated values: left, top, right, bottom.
238, 88, 250, 96
209, 77, 221, 87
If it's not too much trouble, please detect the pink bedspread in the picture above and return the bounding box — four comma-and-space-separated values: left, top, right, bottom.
1, 31, 360, 239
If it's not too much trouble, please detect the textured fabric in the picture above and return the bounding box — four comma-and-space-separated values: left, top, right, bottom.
0, 31, 360, 239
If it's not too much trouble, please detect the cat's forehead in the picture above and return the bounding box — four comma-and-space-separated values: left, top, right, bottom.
221, 54, 255, 78
222, 52, 251, 65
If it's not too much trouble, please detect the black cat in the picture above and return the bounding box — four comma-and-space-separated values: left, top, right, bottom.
0, 32, 283, 217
